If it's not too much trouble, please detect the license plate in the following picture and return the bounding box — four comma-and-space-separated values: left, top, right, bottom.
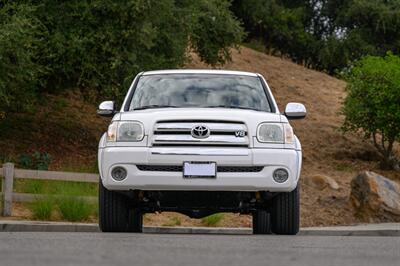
183, 162, 216, 178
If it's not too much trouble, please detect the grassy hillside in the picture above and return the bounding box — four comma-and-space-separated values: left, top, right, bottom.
1, 46, 399, 226
0, 90, 108, 172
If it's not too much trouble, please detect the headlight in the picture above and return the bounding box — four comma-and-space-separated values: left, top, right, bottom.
118, 121, 144, 141
107, 121, 144, 142
257, 123, 294, 144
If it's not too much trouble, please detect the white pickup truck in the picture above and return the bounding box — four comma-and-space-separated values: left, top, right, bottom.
97, 69, 306, 234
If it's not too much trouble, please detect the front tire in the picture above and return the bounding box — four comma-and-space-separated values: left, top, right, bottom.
99, 178, 142, 232
271, 185, 300, 235
252, 209, 271, 234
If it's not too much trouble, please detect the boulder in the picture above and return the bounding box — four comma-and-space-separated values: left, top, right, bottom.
304, 174, 340, 190
350, 171, 400, 221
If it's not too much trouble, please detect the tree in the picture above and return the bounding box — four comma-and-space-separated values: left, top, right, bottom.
231, 0, 400, 74
0, 3, 44, 114
342, 54, 400, 170
0, 0, 244, 112
231, 0, 315, 64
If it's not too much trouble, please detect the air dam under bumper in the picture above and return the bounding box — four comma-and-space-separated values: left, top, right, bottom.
99, 147, 302, 192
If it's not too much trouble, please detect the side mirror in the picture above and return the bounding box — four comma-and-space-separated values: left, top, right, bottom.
97, 101, 116, 117
284, 102, 306, 120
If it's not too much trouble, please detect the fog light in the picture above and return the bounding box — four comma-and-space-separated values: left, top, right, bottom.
111, 167, 127, 181
273, 168, 289, 183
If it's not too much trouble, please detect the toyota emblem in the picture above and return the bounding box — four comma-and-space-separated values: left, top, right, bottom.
191, 125, 210, 139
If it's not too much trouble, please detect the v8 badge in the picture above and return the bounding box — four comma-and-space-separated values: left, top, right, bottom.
235, 130, 246, 137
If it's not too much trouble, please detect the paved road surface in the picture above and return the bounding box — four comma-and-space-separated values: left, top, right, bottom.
0, 232, 398, 266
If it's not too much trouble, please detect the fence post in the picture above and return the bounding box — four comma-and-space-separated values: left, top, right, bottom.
2, 163, 14, 216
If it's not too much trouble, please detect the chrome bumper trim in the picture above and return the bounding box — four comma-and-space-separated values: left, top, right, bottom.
151, 148, 249, 156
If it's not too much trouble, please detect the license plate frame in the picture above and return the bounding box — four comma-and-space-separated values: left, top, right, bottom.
183, 161, 217, 178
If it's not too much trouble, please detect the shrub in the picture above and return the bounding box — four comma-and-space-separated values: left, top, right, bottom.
342, 54, 400, 170
30, 197, 54, 220
201, 213, 224, 227
19, 151, 52, 170
58, 197, 93, 222
55, 181, 96, 222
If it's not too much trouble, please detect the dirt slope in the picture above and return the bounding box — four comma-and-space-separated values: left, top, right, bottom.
185, 46, 399, 226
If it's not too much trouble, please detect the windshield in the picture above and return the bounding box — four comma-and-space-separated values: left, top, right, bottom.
129, 74, 272, 112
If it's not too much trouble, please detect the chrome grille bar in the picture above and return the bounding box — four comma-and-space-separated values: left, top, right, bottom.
152, 121, 249, 147
152, 135, 249, 145
154, 122, 246, 132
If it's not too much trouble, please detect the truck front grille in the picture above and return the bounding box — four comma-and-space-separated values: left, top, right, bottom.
152, 120, 249, 147
136, 165, 263, 173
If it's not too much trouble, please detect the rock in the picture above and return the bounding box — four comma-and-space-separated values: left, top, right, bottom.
304, 174, 340, 190
350, 171, 400, 221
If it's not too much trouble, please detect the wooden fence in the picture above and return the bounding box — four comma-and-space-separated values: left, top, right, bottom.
0, 163, 98, 216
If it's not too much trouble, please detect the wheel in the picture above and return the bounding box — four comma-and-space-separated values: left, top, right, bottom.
99, 178, 143, 232
252, 209, 271, 234
271, 185, 300, 235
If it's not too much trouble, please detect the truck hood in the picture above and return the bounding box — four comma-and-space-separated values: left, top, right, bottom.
115, 108, 285, 136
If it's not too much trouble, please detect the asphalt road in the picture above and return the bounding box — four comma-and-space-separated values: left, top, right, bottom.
0, 232, 398, 266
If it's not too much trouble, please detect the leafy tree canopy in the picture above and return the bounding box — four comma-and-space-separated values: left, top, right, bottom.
0, 0, 244, 113
231, 0, 400, 74
342, 53, 400, 169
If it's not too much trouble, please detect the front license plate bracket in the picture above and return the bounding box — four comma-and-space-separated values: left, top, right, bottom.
183, 162, 216, 178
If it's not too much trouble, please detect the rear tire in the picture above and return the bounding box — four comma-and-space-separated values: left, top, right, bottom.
271, 185, 300, 235
99, 178, 142, 232
252, 209, 271, 234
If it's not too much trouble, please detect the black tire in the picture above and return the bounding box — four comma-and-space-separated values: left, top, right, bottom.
252, 209, 271, 234
271, 185, 300, 235
99, 178, 142, 232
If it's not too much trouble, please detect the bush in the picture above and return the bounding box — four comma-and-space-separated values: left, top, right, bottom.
58, 197, 93, 222
21, 179, 97, 222
55, 181, 96, 221
19, 151, 52, 170
342, 54, 400, 170
30, 197, 54, 220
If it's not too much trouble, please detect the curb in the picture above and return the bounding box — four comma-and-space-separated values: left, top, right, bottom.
0, 221, 399, 236
145, 226, 251, 235
0, 221, 99, 233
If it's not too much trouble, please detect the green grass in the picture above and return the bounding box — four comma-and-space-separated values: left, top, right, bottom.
57, 197, 94, 222
201, 213, 225, 227
15, 179, 98, 197
14, 178, 98, 222
30, 197, 55, 220
55, 181, 97, 222
23, 179, 45, 194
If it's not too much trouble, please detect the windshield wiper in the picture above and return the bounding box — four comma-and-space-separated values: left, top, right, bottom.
202, 105, 260, 111
133, 105, 178, 110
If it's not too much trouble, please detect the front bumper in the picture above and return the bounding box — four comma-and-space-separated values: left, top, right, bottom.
99, 147, 302, 192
